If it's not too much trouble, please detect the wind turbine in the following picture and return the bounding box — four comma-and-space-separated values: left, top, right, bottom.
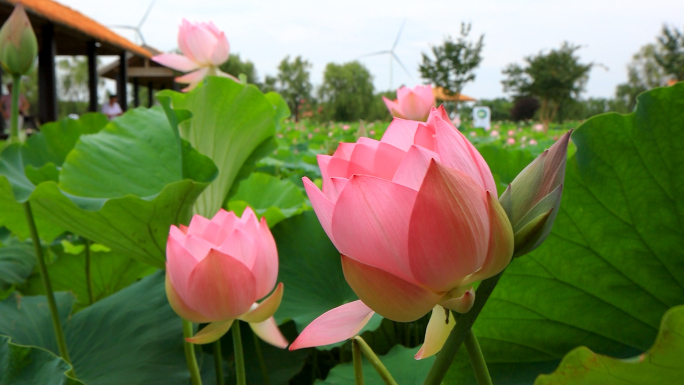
110, 0, 156, 46
360, 20, 412, 90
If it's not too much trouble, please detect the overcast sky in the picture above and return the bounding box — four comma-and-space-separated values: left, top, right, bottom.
60, 0, 682, 99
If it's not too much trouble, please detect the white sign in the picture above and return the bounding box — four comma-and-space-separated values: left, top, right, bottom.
472, 106, 491, 129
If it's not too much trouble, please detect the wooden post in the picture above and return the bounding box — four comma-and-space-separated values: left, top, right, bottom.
147, 81, 153, 107
38, 23, 57, 123
87, 40, 98, 112
133, 77, 139, 107
117, 51, 128, 111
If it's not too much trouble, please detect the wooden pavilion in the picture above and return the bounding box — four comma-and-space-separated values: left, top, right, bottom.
0, 0, 175, 124
432, 86, 477, 102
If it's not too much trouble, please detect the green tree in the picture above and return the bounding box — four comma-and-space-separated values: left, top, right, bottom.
271, 56, 313, 121
419, 22, 484, 110
502, 42, 592, 132
318, 61, 375, 122
218, 53, 259, 85
615, 44, 667, 112
654, 25, 684, 81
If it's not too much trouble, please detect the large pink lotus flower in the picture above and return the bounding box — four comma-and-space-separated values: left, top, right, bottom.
382, 85, 435, 121
166, 208, 287, 347
290, 106, 514, 358
152, 19, 237, 91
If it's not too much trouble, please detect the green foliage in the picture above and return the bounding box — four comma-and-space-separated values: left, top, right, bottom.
654, 24, 684, 81
615, 44, 668, 112
536, 305, 684, 385
446, 83, 684, 384
318, 345, 434, 384
218, 52, 260, 85
318, 61, 375, 122
502, 42, 592, 130
158, 77, 286, 217
0, 243, 34, 290
271, 56, 313, 121
419, 23, 484, 100
0, 335, 83, 385
227, 172, 307, 228
20, 241, 153, 310
0, 272, 191, 385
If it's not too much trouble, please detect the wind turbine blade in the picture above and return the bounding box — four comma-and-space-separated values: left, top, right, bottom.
391, 52, 412, 78
391, 19, 406, 51
358, 50, 391, 59
138, 0, 156, 28
110, 25, 137, 30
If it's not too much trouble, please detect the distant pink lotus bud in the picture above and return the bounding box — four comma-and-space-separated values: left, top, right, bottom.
507, 138, 516, 145
342, 125, 350, 130
507, 130, 515, 136
290, 106, 514, 358
490, 130, 500, 137
165, 208, 287, 347
382, 85, 435, 121
533, 124, 544, 132
152, 19, 237, 91
0, 4, 37, 76
500, 131, 572, 257
529, 139, 538, 145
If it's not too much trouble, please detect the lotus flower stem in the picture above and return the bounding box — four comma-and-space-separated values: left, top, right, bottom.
422, 270, 505, 385
182, 320, 203, 385
9, 74, 20, 143
23, 202, 74, 373
213, 339, 225, 385
352, 338, 364, 385
353, 336, 398, 385
252, 331, 270, 385
232, 322, 247, 385
84, 239, 94, 305
464, 330, 493, 385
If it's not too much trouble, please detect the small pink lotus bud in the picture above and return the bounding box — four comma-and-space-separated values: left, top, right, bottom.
382, 85, 435, 121
500, 131, 572, 257
0, 5, 38, 76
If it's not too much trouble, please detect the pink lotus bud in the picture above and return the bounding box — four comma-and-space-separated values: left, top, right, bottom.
165, 208, 287, 347
290, 106, 514, 358
0, 4, 37, 76
152, 19, 236, 91
500, 130, 572, 257
382, 85, 435, 121
507, 138, 516, 145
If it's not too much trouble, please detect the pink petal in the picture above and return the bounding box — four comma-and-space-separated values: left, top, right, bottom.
151, 53, 199, 72
216, 228, 256, 268
289, 300, 374, 350
331, 175, 417, 282
250, 316, 289, 349
382, 97, 404, 118
462, 192, 514, 286
187, 249, 256, 320
432, 114, 497, 193
176, 67, 209, 91
250, 219, 279, 299
380, 118, 422, 151
185, 23, 217, 65
392, 145, 440, 190
414, 123, 436, 151
165, 272, 212, 323
322, 177, 348, 203
186, 320, 234, 345
333, 142, 356, 161
239, 283, 284, 323
210, 31, 230, 65
342, 255, 441, 322
166, 234, 200, 297
397, 89, 432, 121
414, 85, 435, 105
347, 138, 405, 181
415, 306, 455, 359
186, 214, 220, 245
408, 161, 489, 292
303, 177, 334, 242
178, 19, 196, 62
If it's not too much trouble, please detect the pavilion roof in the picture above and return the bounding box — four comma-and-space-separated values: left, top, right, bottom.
433, 86, 477, 102
0, 0, 151, 57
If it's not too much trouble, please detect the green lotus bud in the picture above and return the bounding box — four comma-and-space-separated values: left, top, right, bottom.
500, 130, 572, 257
0, 4, 38, 76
